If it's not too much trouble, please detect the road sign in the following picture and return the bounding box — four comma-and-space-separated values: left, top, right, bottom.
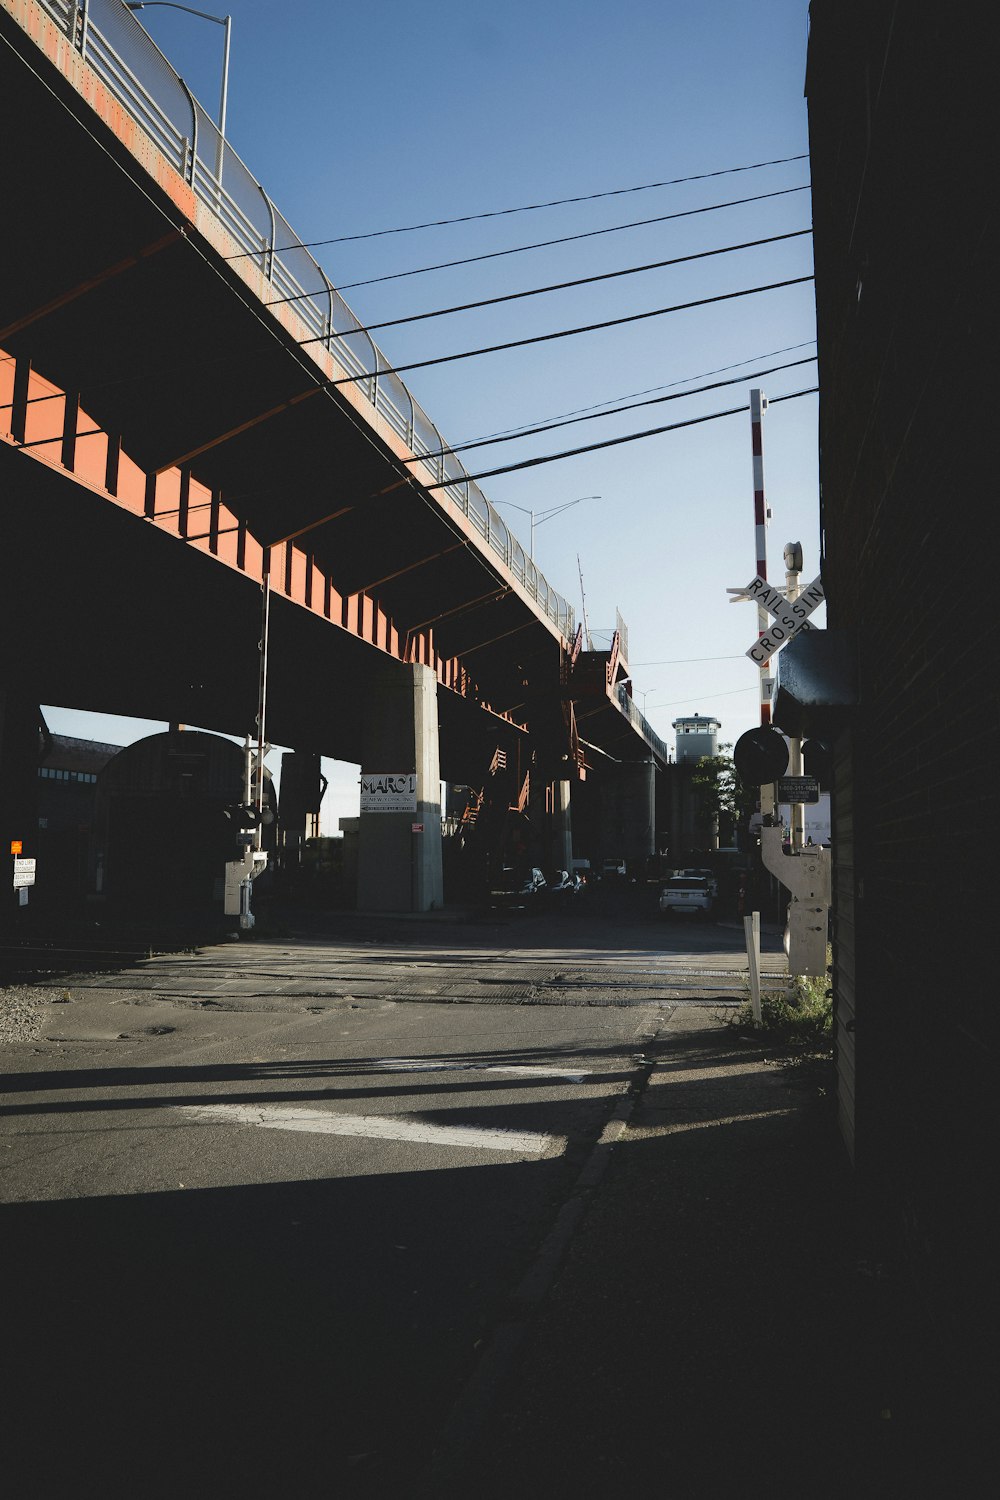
743, 574, 825, 662
13, 857, 36, 888
778, 776, 819, 804
360, 773, 417, 813
743, 574, 825, 625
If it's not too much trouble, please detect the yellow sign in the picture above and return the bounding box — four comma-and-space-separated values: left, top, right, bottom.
10, 840, 22, 855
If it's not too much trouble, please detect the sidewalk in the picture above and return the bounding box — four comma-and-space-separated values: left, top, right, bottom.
420, 1006, 972, 1499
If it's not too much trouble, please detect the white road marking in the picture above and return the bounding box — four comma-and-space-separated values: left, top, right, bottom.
486, 1065, 589, 1082
178, 1103, 557, 1155
373, 1057, 589, 1082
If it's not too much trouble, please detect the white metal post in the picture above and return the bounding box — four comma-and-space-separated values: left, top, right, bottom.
744, 911, 762, 1024
749, 389, 774, 818
784, 542, 805, 851
254, 574, 270, 852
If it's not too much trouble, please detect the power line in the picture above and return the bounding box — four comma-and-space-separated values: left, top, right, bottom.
632, 655, 746, 666
176, 278, 814, 472
295, 229, 812, 346
647, 685, 759, 711
265, 185, 810, 303
450, 340, 817, 448
2, 30, 813, 620
317, 275, 815, 386
421, 388, 818, 489
414, 357, 816, 460
248, 153, 810, 255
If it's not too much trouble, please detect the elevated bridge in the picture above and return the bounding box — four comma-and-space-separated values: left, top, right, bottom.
1, 0, 666, 911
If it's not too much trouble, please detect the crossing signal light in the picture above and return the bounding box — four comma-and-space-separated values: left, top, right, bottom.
224, 803, 260, 828
733, 726, 789, 787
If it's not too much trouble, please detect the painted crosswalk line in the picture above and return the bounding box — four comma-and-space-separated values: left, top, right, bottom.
178, 1103, 557, 1155
373, 1058, 590, 1082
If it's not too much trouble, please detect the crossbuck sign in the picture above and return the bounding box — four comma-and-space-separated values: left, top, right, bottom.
741, 575, 825, 663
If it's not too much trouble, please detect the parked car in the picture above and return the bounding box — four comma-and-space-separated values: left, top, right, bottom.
601, 856, 626, 880
550, 869, 584, 898
494, 866, 547, 907
675, 867, 719, 898
659, 875, 713, 917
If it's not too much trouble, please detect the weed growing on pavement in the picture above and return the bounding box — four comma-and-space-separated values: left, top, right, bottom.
732, 949, 833, 1046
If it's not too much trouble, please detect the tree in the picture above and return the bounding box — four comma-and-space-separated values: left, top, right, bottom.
690, 745, 754, 844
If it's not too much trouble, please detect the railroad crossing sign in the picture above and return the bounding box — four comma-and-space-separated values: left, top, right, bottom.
728, 574, 825, 662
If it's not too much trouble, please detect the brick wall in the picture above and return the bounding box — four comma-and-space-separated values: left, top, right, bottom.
808, 0, 996, 1405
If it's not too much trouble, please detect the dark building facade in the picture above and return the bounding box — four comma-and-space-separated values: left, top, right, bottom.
802, 0, 994, 1438
36, 729, 122, 908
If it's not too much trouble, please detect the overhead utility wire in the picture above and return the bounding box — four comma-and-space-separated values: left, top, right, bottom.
633, 655, 745, 666
412, 357, 816, 459
4, 30, 810, 628
266, 185, 810, 305
312, 275, 815, 385
419, 388, 818, 490
174, 277, 814, 471
79, 341, 812, 511
295, 229, 812, 346
244, 153, 810, 256
648, 685, 759, 710
451, 339, 816, 448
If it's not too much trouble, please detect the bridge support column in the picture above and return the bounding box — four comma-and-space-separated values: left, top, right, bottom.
599, 760, 655, 874
553, 779, 573, 873
357, 662, 443, 912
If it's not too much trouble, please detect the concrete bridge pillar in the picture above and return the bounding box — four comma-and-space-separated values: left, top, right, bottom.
553, 779, 573, 873
357, 662, 443, 912
599, 760, 655, 873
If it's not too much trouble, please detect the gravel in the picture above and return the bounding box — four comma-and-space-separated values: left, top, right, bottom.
0, 985, 56, 1044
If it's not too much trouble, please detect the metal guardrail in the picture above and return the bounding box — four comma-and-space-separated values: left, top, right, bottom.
615, 684, 671, 765
33, 0, 576, 637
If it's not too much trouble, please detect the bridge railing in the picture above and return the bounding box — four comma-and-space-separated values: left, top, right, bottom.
36, 0, 575, 638
614, 684, 671, 766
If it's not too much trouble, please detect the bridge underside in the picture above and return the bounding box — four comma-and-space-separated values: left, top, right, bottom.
1, 4, 571, 759
1, 0, 666, 918
0, 438, 519, 780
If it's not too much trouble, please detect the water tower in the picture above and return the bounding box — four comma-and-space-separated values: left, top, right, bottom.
671, 714, 721, 764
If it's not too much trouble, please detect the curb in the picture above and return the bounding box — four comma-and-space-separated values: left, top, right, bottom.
416, 1039, 662, 1492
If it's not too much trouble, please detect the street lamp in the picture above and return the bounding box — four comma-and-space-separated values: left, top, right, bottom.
494, 495, 600, 560
619, 678, 652, 714
125, 3, 232, 138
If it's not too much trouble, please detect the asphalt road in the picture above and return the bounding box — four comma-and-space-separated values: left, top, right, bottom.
1, 895, 784, 1496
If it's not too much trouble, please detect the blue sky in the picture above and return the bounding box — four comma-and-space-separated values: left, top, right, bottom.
45, 0, 819, 830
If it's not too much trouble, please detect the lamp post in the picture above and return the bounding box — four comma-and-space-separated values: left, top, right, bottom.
618, 678, 652, 715
494, 495, 600, 560
125, 3, 232, 139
